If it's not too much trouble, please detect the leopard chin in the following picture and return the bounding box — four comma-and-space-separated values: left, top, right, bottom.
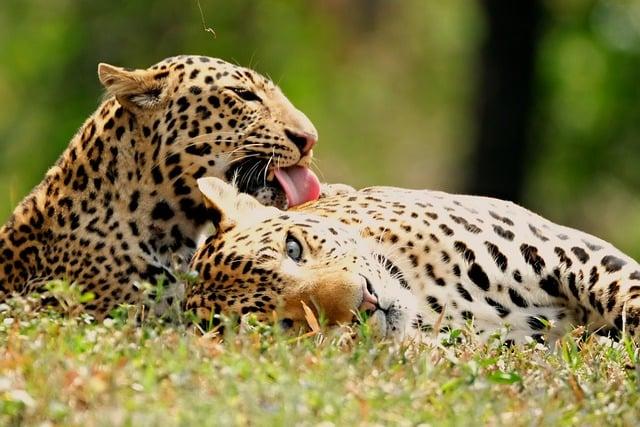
251, 185, 289, 210
366, 287, 419, 341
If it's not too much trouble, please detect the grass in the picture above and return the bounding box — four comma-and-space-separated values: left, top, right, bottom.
1, 293, 640, 426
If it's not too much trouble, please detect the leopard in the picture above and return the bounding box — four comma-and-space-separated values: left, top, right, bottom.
0, 54, 324, 319
186, 177, 640, 344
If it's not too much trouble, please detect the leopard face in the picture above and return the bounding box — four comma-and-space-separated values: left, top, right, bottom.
99, 55, 321, 206
186, 178, 417, 337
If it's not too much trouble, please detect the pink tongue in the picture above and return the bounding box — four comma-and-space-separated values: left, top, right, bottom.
274, 166, 321, 207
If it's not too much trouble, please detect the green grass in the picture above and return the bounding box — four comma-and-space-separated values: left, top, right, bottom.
1, 294, 640, 426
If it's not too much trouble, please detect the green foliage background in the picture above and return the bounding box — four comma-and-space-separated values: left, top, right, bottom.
1, 0, 640, 255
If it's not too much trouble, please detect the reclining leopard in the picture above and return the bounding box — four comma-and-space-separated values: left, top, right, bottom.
0, 55, 323, 318
187, 178, 640, 343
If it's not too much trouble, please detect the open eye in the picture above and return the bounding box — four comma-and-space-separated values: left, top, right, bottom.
285, 234, 303, 262
229, 87, 262, 102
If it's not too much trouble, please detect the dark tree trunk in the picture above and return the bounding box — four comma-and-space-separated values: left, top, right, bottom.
467, 0, 543, 203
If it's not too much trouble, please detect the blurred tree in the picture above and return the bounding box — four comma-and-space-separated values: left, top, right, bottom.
467, 0, 543, 203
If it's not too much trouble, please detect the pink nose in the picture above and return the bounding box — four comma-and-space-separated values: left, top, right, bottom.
285, 129, 317, 155
358, 276, 379, 314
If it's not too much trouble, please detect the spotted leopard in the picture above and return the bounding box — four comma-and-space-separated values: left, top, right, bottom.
0, 55, 323, 318
187, 178, 640, 343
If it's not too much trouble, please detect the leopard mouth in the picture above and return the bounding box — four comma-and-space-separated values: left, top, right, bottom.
354, 275, 395, 337
225, 158, 320, 207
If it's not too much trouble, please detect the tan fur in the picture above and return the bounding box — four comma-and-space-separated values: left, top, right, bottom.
0, 55, 317, 319
188, 178, 640, 343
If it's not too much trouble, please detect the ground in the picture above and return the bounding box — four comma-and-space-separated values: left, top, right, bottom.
1, 291, 639, 426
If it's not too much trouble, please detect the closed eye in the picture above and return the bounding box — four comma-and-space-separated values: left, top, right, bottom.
228, 87, 262, 102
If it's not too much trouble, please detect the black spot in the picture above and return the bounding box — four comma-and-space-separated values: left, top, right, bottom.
571, 247, 589, 264
528, 224, 549, 242
128, 221, 140, 236
453, 241, 475, 263
630, 271, 640, 281
583, 240, 603, 251
489, 210, 514, 226
152, 167, 163, 184
614, 314, 624, 331
508, 288, 528, 308
527, 316, 547, 331
411, 315, 433, 333
567, 272, 579, 300
452, 264, 461, 277
449, 215, 482, 233
539, 274, 564, 299
154, 71, 170, 80
208, 96, 221, 108
151, 201, 175, 221
72, 165, 89, 192
128, 191, 140, 212
485, 297, 510, 318
165, 153, 181, 166
189, 86, 202, 95
176, 96, 190, 113
439, 224, 454, 236
457, 283, 473, 302
468, 263, 490, 291
426, 296, 443, 314
589, 291, 604, 315
425, 263, 436, 279
69, 213, 80, 230
461, 310, 474, 322
601, 255, 626, 273
554, 247, 573, 268
115, 126, 125, 140
186, 143, 213, 157
195, 105, 212, 120
607, 281, 620, 312
484, 241, 508, 272
589, 266, 599, 288
520, 243, 546, 275
492, 224, 514, 241
513, 270, 522, 283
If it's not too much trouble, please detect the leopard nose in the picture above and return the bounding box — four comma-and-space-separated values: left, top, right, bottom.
359, 275, 379, 314
284, 129, 317, 155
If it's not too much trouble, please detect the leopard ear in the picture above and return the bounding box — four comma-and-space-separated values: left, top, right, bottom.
98, 63, 167, 111
197, 177, 269, 234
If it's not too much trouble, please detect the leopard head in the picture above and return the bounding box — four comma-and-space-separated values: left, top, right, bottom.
186, 178, 417, 339
98, 55, 320, 209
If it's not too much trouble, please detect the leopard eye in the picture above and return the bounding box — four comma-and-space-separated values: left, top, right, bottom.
229, 87, 262, 102
279, 318, 294, 330
285, 234, 303, 262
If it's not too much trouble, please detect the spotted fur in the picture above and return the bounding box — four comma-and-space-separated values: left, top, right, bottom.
187, 178, 640, 343
0, 55, 318, 318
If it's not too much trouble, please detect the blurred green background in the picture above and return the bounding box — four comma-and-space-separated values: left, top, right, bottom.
1, 0, 640, 256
